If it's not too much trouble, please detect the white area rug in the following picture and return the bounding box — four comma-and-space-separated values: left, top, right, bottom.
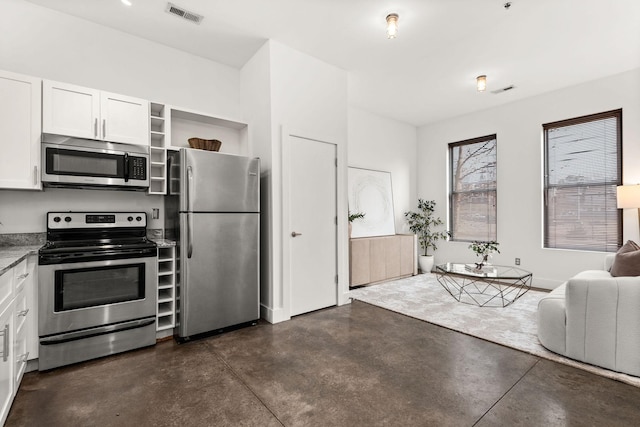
349, 273, 640, 388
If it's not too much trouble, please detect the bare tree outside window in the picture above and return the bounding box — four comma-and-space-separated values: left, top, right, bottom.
449, 135, 497, 241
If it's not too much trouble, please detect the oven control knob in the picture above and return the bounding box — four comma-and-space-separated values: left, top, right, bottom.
136, 216, 142, 222
53, 216, 61, 223
64, 216, 71, 223
128, 216, 133, 222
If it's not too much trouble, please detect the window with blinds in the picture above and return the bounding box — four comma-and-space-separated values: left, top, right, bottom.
449, 135, 497, 242
543, 109, 622, 252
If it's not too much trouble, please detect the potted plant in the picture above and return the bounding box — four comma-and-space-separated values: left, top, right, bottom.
469, 240, 500, 269
404, 199, 449, 273
348, 211, 365, 238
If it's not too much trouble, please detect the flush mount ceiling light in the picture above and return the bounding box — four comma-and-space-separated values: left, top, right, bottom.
476, 75, 487, 92
386, 13, 399, 39
121, 0, 132, 6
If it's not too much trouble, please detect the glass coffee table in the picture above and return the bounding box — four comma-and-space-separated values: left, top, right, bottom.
434, 263, 533, 307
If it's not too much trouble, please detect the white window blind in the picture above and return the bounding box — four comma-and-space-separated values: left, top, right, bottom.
543, 109, 622, 252
449, 135, 497, 242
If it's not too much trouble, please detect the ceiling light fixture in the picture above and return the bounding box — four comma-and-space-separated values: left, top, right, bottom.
476, 75, 487, 92
386, 13, 399, 39
121, 0, 132, 6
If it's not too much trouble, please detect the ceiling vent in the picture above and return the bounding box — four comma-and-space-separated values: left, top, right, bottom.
165, 2, 204, 25
491, 85, 516, 94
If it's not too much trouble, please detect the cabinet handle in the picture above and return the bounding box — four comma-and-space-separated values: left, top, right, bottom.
18, 309, 29, 317
94, 118, 98, 138
20, 352, 29, 364
33, 166, 38, 186
103, 119, 106, 139
17, 273, 29, 280
0, 324, 9, 362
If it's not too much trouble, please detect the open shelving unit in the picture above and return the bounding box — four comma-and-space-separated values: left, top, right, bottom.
169, 107, 248, 156
156, 245, 176, 335
148, 102, 169, 195
148, 104, 249, 195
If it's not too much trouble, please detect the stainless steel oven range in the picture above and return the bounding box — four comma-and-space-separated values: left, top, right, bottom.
38, 212, 157, 371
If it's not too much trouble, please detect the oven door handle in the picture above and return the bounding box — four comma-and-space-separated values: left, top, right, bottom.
39, 318, 156, 345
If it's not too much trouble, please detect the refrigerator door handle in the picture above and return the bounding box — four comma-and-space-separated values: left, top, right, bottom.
187, 212, 193, 258
186, 165, 193, 212
187, 165, 193, 258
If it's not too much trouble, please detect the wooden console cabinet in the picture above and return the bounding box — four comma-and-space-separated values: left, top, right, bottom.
349, 234, 416, 287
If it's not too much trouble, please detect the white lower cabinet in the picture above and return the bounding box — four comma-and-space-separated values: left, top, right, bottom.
0, 254, 37, 425
0, 291, 15, 426
13, 287, 28, 388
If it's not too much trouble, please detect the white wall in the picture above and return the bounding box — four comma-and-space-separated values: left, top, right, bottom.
347, 107, 418, 234
240, 42, 274, 311
0, 0, 242, 233
418, 68, 640, 289
241, 40, 349, 323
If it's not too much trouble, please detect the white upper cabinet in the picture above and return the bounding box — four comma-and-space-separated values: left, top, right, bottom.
42, 80, 99, 140
42, 80, 149, 146
0, 70, 41, 190
101, 91, 150, 145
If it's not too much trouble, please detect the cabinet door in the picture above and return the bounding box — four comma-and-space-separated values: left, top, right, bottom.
350, 239, 370, 286
0, 302, 14, 426
25, 256, 38, 361
13, 288, 27, 388
42, 80, 100, 139
384, 237, 401, 279
399, 235, 415, 276
101, 92, 149, 145
0, 70, 41, 190
369, 238, 386, 283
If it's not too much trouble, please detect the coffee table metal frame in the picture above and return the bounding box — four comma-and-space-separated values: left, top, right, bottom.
434, 263, 533, 307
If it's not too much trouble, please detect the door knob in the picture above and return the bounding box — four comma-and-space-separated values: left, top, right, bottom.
291, 232, 302, 237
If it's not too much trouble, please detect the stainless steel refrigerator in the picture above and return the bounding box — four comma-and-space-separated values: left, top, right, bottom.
165, 148, 260, 339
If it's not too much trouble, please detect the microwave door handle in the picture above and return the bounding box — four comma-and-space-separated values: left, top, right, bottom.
123, 153, 130, 182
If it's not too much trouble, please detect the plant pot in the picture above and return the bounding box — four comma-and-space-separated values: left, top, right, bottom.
418, 255, 435, 274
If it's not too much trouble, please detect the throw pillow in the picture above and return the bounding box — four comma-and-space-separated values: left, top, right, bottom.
610, 240, 640, 277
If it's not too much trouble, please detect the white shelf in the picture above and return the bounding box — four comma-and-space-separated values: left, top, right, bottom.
169, 106, 248, 156
148, 102, 168, 195
156, 246, 176, 334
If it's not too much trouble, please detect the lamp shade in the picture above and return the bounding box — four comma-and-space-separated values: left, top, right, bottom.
617, 185, 640, 208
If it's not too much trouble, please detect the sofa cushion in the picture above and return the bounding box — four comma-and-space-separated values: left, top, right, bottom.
610, 240, 640, 277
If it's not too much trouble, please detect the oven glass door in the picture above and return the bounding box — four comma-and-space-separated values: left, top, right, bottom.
39, 256, 157, 337
45, 147, 125, 178
54, 263, 145, 312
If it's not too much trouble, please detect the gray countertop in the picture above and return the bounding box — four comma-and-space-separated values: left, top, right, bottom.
151, 239, 177, 248
0, 245, 42, 276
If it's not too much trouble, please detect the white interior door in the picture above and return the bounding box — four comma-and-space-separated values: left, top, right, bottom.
287, 135, 337, 316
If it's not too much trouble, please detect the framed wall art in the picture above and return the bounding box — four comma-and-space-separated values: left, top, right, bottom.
348, 167, 396, 238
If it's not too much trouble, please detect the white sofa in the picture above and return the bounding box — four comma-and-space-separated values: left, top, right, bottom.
538, 254, 640, 377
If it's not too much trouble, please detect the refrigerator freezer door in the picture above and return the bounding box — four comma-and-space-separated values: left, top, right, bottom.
179, 212, 259, 337
181, 148, 260, 213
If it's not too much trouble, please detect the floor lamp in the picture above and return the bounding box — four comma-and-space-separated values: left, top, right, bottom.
617, 185, 640, 238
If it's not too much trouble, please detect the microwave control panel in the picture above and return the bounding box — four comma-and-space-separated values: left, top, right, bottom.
129, 157, 147, 180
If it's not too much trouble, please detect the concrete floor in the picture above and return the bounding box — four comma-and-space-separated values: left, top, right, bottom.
7, 301, 640, 426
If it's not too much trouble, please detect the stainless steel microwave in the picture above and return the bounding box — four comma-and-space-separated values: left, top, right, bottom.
41, 135, 149, 191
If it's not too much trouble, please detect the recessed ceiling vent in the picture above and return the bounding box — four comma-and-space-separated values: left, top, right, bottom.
491, 85, 516, 94
165, 2, 204, 25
